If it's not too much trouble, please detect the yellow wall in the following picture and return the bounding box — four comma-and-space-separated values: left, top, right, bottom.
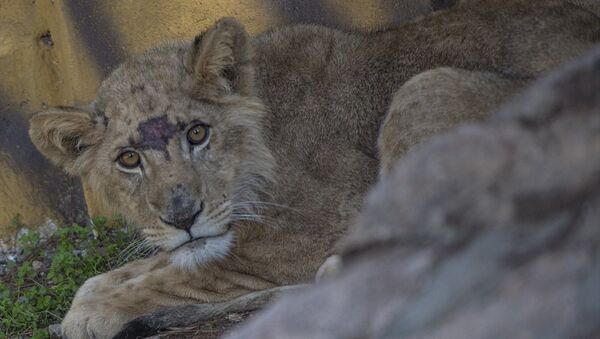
0, 0, 422, 236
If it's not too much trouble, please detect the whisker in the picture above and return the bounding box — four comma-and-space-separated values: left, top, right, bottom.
229, 214, 281, 229
117, 230, 159, 266
241, 201, 301, 212
119, 238, 143, 255
204, 202, 232, 219
230, 201, 303, 218
118, 237, 146, 257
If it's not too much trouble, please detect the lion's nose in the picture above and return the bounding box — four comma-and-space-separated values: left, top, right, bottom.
160, 184, 204, 231
161, 202, 204, 231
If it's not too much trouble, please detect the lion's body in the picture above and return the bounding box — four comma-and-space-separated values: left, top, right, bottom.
234, 0, 600, 282
28, 0, 600, 337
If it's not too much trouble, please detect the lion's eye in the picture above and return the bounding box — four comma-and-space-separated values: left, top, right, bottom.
118, 151, 141, 168
187, 123, 209, 145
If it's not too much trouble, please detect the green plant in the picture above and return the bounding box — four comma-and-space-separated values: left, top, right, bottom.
0, 217, 147, 338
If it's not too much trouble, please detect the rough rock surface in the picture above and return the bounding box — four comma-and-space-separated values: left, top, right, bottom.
225, 45, 600, 339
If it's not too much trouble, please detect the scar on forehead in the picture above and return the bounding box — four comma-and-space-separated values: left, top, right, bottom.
136, 115, 180, 152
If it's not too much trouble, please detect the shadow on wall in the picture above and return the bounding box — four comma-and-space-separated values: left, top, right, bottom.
0, 0, 442, 234
0, 97, 87, 237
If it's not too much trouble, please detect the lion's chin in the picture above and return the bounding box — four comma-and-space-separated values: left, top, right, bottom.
169, 230, 234, 270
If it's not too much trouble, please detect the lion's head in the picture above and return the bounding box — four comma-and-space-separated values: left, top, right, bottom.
29, 18, 274, 269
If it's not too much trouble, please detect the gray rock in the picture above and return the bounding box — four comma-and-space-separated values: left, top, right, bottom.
48, 323, 62, 338
226, 45, 600, 339
72, 249, 85, 257
0, 239, 10, 256
38, 219, 58, 240
16, 227, 30, 240
32, 260, 43, 271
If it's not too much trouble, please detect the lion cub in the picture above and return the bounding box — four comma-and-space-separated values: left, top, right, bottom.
29, 0, 599, 337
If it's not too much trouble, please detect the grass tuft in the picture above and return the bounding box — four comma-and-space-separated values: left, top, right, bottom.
0, 216, 145, 338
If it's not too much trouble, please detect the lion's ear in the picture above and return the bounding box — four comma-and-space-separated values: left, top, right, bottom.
29, 107, 105, 174
188, 17, 254, 98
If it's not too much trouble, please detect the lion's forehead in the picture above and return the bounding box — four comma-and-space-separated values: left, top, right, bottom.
98, 91, 196, 151
135, 115, 183, 152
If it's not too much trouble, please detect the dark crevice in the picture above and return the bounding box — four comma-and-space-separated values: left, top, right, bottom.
38, 30, 54, 47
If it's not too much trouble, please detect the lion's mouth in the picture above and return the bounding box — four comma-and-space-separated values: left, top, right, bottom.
169, 227, 232, 252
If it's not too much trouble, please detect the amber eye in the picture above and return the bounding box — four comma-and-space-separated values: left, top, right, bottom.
187, 123, 209, 145
118, 150, 141, 168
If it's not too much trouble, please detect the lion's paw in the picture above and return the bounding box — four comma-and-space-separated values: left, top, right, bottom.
61, 303, 130, 339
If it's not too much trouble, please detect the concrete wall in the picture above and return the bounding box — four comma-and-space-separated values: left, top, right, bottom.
0, 0, 438, 236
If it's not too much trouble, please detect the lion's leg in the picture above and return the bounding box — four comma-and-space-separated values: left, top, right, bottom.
378, 67, 524, 175
113, 284, 308, 339
60, 254, 168, 339
69, 253, 171, 300
60, 253, 275, 339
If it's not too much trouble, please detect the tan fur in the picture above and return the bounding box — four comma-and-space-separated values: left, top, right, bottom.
28, 1, 600, 338
29, 107, 106, 174
190, 18, 255, 98
378, 68, 524, 175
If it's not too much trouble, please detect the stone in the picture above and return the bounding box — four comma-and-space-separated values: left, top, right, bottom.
31, 260, 43, 271
48, 323, 62, 338
16, 227, 30, 240
38, 219, 58, 240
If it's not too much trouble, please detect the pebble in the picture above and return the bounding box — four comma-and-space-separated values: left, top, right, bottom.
48, 323, 62, 338
0, 239, 9, 253
32, 260, 43, 271
39, 219, 58, 240
16, 227, 30, 240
